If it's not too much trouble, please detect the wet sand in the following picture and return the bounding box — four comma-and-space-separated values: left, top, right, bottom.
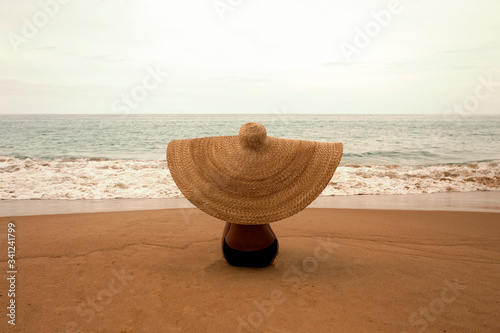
1, 207, 499, 332
1, 191, 500, 217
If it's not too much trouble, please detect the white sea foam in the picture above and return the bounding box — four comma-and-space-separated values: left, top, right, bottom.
0, 156, 499, 200
324, 161, 500, 196
0, 157, 180, 200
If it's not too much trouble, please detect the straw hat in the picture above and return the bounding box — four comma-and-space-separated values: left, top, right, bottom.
167, 122, 343, 225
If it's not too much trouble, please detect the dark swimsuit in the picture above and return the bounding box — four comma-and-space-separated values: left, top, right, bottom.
223, 238, 278, 267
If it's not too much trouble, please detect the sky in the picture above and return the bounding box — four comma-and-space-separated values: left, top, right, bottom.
0, 0, 499, 115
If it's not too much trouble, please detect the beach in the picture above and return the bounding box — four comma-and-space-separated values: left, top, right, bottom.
1, 115, 499, 332
2, 0, 500, 331
1, 195, 499, 332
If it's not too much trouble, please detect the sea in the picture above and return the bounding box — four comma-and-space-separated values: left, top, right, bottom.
1, 114, 499, 200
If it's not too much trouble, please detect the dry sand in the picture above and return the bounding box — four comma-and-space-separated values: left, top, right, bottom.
1, 208, 499, 332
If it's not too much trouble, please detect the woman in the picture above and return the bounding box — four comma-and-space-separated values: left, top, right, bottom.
221, 222, 278, 267
167, 122, 342, 267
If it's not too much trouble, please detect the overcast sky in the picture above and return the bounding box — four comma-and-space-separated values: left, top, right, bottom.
0, 0, 499, 114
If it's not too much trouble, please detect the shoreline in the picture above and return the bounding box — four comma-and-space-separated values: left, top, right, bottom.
1, 191, 499, 217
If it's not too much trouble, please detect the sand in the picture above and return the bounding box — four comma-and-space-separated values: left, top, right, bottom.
1, 208, 499, 332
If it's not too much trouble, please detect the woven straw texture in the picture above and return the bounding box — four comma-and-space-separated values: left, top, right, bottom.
167, 122, 343, 225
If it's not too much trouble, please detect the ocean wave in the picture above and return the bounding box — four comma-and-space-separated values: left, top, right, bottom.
341, 151, 498, 166
324, 161, 500, 195
0, 156, 499, 199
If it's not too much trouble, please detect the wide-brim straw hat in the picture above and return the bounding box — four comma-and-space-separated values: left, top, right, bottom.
167, 122, 343, 225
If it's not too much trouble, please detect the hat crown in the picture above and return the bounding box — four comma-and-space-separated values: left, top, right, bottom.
239, 122, 267, 149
